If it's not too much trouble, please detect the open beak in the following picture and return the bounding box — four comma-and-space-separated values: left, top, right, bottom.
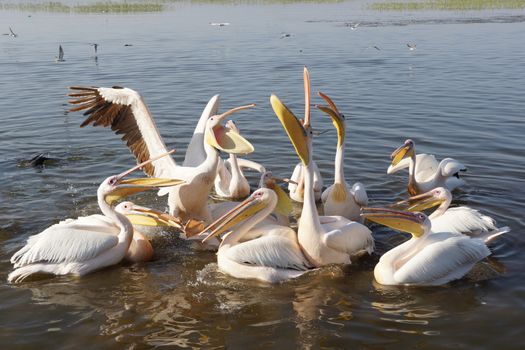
205, 104, 255, 155
390, 141, 414, 167
125, 205, 183, 228
106, 178, 186, 204
361, 207, 426, 237
391, 191, 445, 212
199, 195, 266, 243
270, 94, 309, 165
316, 92, 345, 148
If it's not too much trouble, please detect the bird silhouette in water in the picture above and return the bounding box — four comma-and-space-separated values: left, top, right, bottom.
90, 43, 98, 54
55, 45, 65, 62
407, 43, 416, 51
3, 27, 18, 37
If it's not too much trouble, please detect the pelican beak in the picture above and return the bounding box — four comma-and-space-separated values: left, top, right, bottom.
125, 205, 184, 228
106, 178, 186, 204
199, 195, 266, 243
361, 207, 426, 237
303, 66, 311, 128
390, 140, 414, 167
316, 92, 345, 148
115, 150, 175, 181
270, 94, 309, 165
391, 191, 445, 212
205, 104, 256, 155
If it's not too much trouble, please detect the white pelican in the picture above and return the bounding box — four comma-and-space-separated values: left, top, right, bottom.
392, 187, 510, 242
317, 92, 368, 222
214, 121, 266, 200
68, 86, 255, 223
388, 139, 467, 195
199, 188, 312, 283
61, 201, 186, 263
362, 208, 492, 286
8, 153, 185, 283
270, 67, 374, 267
287, 68, 323, 203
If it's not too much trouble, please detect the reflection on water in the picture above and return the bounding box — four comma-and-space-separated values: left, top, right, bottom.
1, 0, 524, 349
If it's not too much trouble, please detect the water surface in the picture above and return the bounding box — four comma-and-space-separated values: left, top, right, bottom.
1, 1, 524, 349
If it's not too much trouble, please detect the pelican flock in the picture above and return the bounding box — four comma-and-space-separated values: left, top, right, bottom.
6, 66, 510, 287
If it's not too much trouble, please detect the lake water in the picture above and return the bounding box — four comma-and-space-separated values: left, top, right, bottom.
1, 1, 524, 348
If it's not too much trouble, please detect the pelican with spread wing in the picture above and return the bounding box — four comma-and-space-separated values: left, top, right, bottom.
270, 67, 374, 267
317, 92, 368, 222
388, 139, 467, 195
362, 208, 493, 286
68, 86, 255, 224
392, 187, 510, 242
8, 153, 185, 282
199, 188, 311, 283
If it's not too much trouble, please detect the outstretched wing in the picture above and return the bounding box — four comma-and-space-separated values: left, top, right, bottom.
394, 233, 490, 285
183, 95, 220, 167
68, 86, 177, 178
323, 224, 374, 257
225, 235, 311, 271
11, 225, 119, 268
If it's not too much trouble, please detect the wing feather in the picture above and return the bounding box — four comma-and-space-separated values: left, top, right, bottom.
431, 207, 503, 240
68, 86, 177, 177
225, 236, 311, 271
323, 224, 374, 256
11, 224, 119, 268
394, 233, 490, 285
351, 182, 368, 207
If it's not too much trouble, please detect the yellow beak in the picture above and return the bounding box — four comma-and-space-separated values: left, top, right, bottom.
200, 196, 266, 243
106, 178, 185, 204
390, 143, 414, 167
270, 94, 309, 165
205, 104, 255, 155
391, 192, 445, 212
361, 207, 426, 237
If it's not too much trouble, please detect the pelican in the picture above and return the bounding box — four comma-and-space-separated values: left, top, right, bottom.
214, 121, 265, 200
288, 68, 323, 203
8, 153, 185, 283
55, 45, 65, 62
68, 86, 255, 224
270, 67, 374, 267
317, 92, 368, 222
362, 208, 492, 286
199, 188, 312, 283
61, 201, 185, 263
392, 187, 510, 242
388, 139, 467, 195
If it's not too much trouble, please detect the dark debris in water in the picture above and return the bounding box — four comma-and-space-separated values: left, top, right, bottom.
17, 153, 60, 168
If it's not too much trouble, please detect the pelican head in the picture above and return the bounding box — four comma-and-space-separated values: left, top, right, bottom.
270, 66, 313, 165
259, 171, 294, 216
392, 187, 452, 212
101, 150, 186, 204
115, 201, 185, 228
361, 207, 430, 238
201, 188, 276, 242
204, 104, 255, 155
390, 139, 415, 167
316, 92, 345, 147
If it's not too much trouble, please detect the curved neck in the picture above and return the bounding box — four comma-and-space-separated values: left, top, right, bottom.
229, 153, 243, 184
407, 151, 418, 195
429, 196, 451, 219
97, 187, 133, 243
299, 138, 322, 232
334, 144, 345, 185
200, 141, 220, 175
